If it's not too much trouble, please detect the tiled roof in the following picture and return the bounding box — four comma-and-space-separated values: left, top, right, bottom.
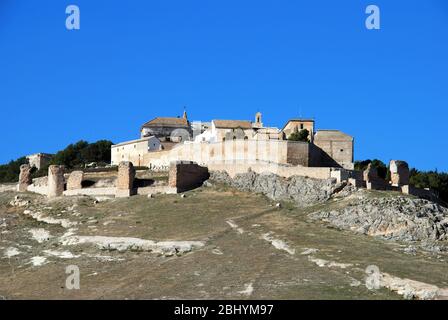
141, 117, 189, 129
213, 120, 253, 129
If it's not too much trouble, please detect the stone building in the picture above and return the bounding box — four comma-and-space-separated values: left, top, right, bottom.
282, 119, 315, 142
313, 130, 354, 170
26, 153, 53, 170
111, 136, 162, 166
140, 111, 192, 142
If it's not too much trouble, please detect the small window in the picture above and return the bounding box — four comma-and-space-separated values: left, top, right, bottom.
300, 124, 304, 130
223, 137, 226, 142
233, 136, 236, 140
244, 136, 248, 140
340, 149, 344, 152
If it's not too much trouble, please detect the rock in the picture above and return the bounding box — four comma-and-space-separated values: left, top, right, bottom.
180, 194, 186, 198
209, 170, 347, 208
147, 193, 153, 199
9, 196, 31, 207
275, 203, 282, 208
202, 181, 213, 187
309, 193, 448, 247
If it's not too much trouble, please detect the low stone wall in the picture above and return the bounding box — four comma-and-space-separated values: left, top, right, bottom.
27, 176, 48, 195
136, 186, 177, 195
0, 184, 17, 193
63, 187, 117, 197
401, 185, 438, 202
168, 161, 210, 193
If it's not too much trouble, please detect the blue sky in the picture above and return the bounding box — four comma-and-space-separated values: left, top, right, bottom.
1, 0, 447, 171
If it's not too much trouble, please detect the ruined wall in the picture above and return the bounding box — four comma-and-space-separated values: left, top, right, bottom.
67, 171, 84, 190
47, 165, 65, 198
390, 160, 410, 186
18, 164, 32, 192
168, 161, 210, 193
116, 162, 135, 197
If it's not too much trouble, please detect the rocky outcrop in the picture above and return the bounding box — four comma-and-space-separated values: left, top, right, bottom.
210, 170, 354, 207
309, 194, 448, 244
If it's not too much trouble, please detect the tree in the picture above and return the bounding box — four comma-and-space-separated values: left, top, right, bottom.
354, 159, 388, 180
51, 140, 113, 168
0, 157, 28, 183
288, 128, 310, 142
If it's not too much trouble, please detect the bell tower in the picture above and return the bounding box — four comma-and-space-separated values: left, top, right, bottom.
254, 112, 263, 128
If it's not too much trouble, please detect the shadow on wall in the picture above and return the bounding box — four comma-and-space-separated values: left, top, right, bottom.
310, 144, 342, 168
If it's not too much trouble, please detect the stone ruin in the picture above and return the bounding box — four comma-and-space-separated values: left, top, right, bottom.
18, 164, 32, 192
389, 160, 410, 187
362, 163, 388, 190
168, 161, 210, 193
47, 165, 65, 198
116, 161, 136, 198
67, 171, 84, 190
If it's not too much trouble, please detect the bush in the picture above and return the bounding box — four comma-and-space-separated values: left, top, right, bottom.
288, 129, 309, 142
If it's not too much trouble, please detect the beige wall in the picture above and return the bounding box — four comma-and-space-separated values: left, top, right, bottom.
111, 137, 161, 166
283, 120, 314, 140
313, 131, 354, 170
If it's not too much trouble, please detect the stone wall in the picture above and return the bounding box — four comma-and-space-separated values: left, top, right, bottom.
286, 141, 310, 166
207, 160, 334, 180
18, 164, 32, 192
313, 130, 354, 170
116, 161, 135, 197
47, 165, 65, 198
390, 160, 410, 186
67, 171, 84, 190
168, 161, 210, 193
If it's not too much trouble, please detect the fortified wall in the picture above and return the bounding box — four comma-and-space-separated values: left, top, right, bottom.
142, 139, 353, 173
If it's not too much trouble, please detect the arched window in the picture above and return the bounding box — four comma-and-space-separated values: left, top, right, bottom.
244, 136, 248, 140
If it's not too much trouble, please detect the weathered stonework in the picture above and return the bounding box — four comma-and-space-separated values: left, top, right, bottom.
363, 163, 378, 182
47, 165, 65, 198
67, 171, 84, 190
116, 161, 135, 198
390, 160, 410, 187
18, 164, 32, 192
168, 161, 209, 193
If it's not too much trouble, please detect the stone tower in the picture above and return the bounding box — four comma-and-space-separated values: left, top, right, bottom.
254, 112, 263, 128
